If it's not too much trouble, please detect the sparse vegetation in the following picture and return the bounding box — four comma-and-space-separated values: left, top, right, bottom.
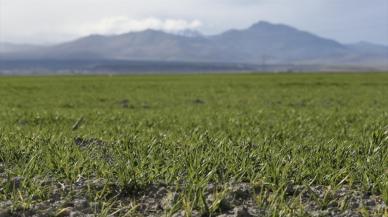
0, 73, 387, 216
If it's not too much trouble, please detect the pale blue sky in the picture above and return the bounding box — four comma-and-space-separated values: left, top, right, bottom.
0, 0, 387, 45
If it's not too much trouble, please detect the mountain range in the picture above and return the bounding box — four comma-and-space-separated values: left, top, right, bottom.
1, 21, 387, 72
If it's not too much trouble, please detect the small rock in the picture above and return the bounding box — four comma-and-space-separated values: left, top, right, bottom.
219, 197, 233, 212
310, 186, 325, 198
217, 214, 229, 217
161, 192, 179, 210
193, 99, 205, 104
364, 199, 376, 207
51, 190, 62, 202
207, 183, 217, 193
141, 198, 160, 211
349, 199, 360, 209
0, 209, 10, 217
0, 173, 6, 180
285, 185, 304, 196
119, 99, 129, 108
221, 183, 253, 208
232, 206, 253, 217
88, 202, 100, 209
89, 179, 106, 190
327, 201, 338, 208
156, 187, 168, 198
0, 200, 12, 208
335, 187, 349, 197
172, 210, 201, 217
31, 194, 40, 200
206, 194, 216, 207
34, 202, 50, 211
74, 199, 89, 209
56, 207, 73, 217
63, 200, 75, 208
17, 119, 29, 126
231, 183, 253, 200
217, 206, 253, 217
341, 210, 362, 217
11, 176, 22, 190
70, 211, 83, 217
171, 211, 184, 217
40, 207, 57, 216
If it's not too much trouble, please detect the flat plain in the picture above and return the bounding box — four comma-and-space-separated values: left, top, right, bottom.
0, 73, 387, 216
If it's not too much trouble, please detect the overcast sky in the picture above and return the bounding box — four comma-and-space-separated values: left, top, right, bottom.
0, 0, 387, 45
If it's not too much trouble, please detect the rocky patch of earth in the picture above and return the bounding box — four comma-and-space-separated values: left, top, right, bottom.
0, 173, 386, 217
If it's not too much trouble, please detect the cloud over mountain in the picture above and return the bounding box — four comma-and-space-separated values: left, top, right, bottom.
75, 17, 202, 35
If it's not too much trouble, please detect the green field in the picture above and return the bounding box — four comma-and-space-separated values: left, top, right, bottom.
0, 73, 387, 216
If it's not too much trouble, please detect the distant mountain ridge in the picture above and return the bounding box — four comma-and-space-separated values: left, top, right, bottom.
1, 21, 387, 70
0, 42, 44, 53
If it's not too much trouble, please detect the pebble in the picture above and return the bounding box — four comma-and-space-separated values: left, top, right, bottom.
217, 206, 253, 217
230, 183, 253, 200
232, 206, 254, 217
364, 199, 376, 207
161, 192, 179, 210
56, 207, 73, 217
88, 202, 100, 210
70, 211, 83, 217
156, 186, 168, 197
172, 210, 201, 217
0, 209, 10, 217
74, 199, 89, 209
11, 176, 22, 189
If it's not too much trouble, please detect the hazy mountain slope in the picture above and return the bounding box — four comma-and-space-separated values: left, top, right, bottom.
210, 21, 348, 63
347, 42, 388, 56
0, 42, 44, 54
13, 30, 220, 61
0, 21, 387, 68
